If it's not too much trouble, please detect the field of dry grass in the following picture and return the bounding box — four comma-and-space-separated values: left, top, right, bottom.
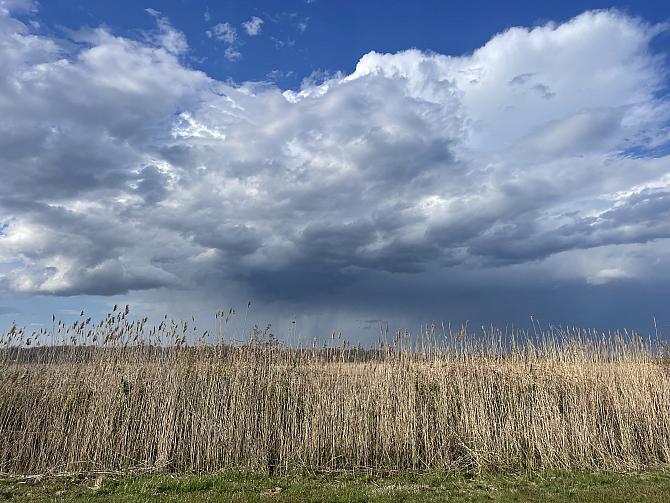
1, 308, 669, 476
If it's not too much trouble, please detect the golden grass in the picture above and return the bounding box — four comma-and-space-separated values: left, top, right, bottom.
1, 310, 669, 475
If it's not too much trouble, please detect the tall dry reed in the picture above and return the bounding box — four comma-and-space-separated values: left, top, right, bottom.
1, 309, 669, 475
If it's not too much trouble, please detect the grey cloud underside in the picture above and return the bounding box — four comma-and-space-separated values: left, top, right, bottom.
472, 189, 670, 261
0, 7, 669, 307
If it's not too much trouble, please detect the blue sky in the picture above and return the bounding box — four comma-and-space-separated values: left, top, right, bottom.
30, 0, 670, 87
1, 0, 670, 342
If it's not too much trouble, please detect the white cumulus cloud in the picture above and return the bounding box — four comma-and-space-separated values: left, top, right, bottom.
0, 8, 668, 330
242, 16, 263, 36
210, 22, 237, 43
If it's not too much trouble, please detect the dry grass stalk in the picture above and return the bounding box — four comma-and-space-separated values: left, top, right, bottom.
0, 311, 669, 475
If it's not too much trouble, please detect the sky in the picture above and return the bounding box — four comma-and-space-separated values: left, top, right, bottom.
1, 0, 670, 342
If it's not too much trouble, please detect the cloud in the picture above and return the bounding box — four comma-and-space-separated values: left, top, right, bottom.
270, 36, 295, 49
0, 0, 35, 14
587, 268, 631, 285
509, 73, 534, 86
145, 8, 188, 55
242, 16, 263, 36
209, 22, 237, 43
0, 8, 669, 329
266, 69, 294, 82
207, 21, 242, 61
224, 46, 242, 62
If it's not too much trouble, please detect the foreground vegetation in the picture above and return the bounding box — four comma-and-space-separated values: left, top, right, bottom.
1, 470, 670, 502
1, 308, 669, 476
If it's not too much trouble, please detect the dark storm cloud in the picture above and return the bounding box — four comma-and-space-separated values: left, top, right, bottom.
0, 5, 669, 332
469, 189, 670, 263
